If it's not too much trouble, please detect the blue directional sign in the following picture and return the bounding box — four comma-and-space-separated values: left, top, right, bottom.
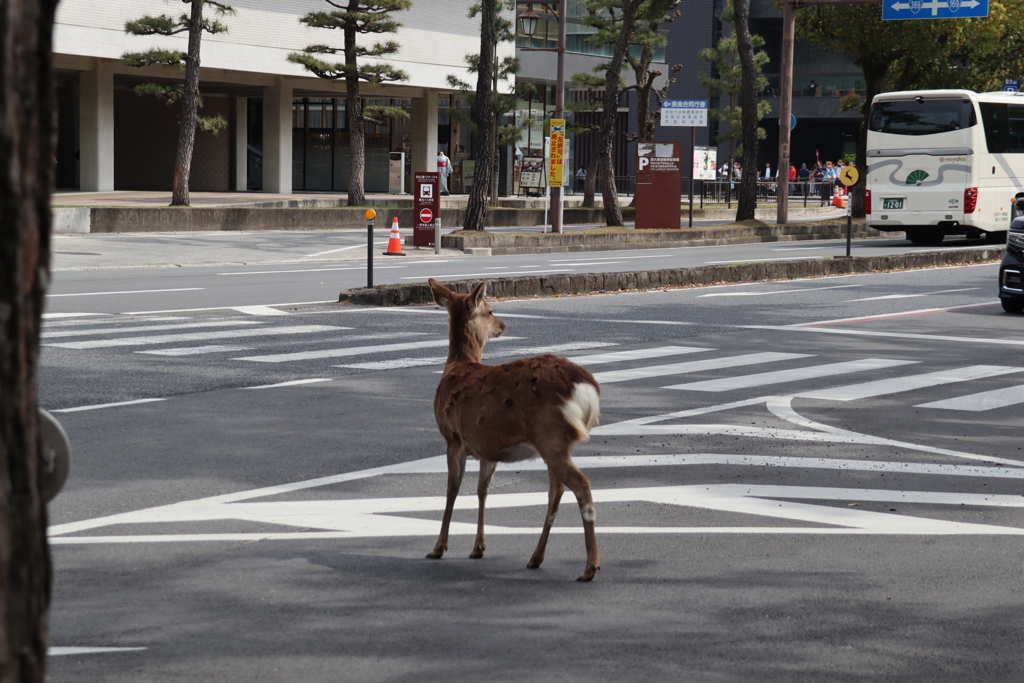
883, 0, 988, 20
1005, 79, 1020, 93
661, 100, 708, 127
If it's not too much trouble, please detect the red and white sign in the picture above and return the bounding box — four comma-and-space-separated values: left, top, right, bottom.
419, 208, 433, 224
413, 172, 441, 248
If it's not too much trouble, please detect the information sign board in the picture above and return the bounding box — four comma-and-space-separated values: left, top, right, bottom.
660, 100, 708, 127
520, 156, 545, 190
693, 146, 717, 181
635, 142, 682, 230
1005, 79, 1020, 93
413, 172, 440, 248
882, 0, 987, 20
388, 152, 405, 194
548, 119, 565, 187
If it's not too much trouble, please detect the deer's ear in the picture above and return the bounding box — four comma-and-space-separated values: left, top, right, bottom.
429, 278, 452, 307
469, 281, 487, 309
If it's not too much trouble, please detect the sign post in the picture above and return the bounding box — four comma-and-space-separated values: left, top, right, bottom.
838, 165, 860, 257
413, 172, 440, 248
660, 100, 708, 227
548, 119, 565, 233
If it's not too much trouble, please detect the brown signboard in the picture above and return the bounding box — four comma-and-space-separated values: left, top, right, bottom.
635, 142, 682, 230
413, 172, 440, 247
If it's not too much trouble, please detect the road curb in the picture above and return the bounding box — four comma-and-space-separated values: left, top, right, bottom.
337, 247, 1005, 306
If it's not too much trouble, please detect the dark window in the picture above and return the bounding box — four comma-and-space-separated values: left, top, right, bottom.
869, 98, 977, 136
978, 102, 1024, 153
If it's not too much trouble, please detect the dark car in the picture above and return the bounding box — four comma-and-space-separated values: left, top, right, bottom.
999, 196, 1024, 313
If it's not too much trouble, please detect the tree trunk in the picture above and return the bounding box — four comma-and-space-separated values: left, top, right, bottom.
171, 0, 204, 207
850, 59, 887, 219
464, 0, 496, 231
599, 0, 641, 227
345, 24, 366, 207
583, 145, 599, 207
0, 1, 58, 680
733, 0, 758, 221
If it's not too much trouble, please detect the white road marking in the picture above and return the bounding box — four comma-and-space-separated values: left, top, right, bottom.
301, 242, 390, 258
771, 247, 825, 251
699, 284, 860, 298
44, 325, 345, 350
237, 336, 524, 363
568, 345, 708, 366
42, 312, 103, 319
42, 320, 258, 339
797, 365, 1023, 401
244, 378, 332, 390
916, 384, 1024, 412
547, 254, 674, 263
766, 326, 1024, 348
52, 398, 165, 413
217, 265, 405, 276
791, 301, 1000, 327
123, 301, 332, 315
847, 287, 981, 302
337, 357, 446, 370
49, 647, 147, 656
231, 305, 290, 316
704, 256, 820, 264
400, 268, 572, 280
593, 352, 807, 384
137, 345, 255, 356
664, 358, 917, 392
47, 287, 204, 298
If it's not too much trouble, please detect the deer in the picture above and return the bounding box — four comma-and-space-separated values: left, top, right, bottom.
425, 278, 602, 581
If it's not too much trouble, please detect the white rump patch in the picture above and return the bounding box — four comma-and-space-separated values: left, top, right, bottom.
560, 382, 601, 442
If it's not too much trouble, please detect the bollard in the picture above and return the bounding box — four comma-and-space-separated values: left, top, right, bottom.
846, 197, 852, 258
434, 216, 441, 255
365, 209, 375, 288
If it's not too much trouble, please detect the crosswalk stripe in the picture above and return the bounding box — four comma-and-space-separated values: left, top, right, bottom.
916, 384, 1024, 412
336, 341, 619, 371
664, 358, 917, 392
797, 365, 1023, 402
53, 398, 166, 413
567, 345, 708, 366
137, 345, 255, 356
44, 325, 346, 350
42, 320, 259, 339
593, 352, 810, 385
237, 336, 524, 363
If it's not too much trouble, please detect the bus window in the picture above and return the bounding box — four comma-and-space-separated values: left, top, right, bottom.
869, 98, 977, 136
980, 102, 1008, 152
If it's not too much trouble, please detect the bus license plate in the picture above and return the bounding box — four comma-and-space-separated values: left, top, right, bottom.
882, 198, 904, 210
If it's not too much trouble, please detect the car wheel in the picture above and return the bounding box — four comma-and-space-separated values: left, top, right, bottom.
1001, 298, 1024, 314
907, 230, 943, 246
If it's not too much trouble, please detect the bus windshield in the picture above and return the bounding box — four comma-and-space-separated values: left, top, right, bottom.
869, 99, 977, 136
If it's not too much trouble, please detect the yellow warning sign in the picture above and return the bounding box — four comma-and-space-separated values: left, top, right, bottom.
548, 119, 565, 187
839, 166, 859, 186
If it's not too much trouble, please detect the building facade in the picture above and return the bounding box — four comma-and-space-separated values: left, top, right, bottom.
53, 0, 514, 194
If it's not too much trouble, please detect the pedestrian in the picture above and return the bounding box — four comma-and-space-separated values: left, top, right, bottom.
823, 160, 837, 198
813, 162, 825, 197
797, 162, 810, 196
437, 148, 452, 195
575, 166, 586, 193
763, 162, 772, 180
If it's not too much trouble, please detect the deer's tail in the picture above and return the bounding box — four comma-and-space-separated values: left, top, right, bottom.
561, 381, 601, 443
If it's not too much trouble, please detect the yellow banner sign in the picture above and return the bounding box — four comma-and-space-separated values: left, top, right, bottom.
548, 119, 565, 187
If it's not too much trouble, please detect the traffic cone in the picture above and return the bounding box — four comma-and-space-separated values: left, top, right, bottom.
833, 185, 844, 208
382, 216, 405, 256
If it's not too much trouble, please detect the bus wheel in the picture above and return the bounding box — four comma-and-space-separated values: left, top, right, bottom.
1001, 298, 1024, 314
907, 230, 943, 246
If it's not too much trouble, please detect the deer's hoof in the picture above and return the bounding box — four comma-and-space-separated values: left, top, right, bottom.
425, 548, 445, 559
526, 554, 543, 569
576, 563, 600, 582
469, 546, 485, 559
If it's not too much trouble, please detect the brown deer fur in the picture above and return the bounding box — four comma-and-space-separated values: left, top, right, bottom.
426, 279, 602, 581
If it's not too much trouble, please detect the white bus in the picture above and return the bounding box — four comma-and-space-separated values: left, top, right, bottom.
866, 89, 1024, 246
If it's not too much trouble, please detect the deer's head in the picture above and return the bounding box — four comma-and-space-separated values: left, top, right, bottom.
429, 279, 505, 363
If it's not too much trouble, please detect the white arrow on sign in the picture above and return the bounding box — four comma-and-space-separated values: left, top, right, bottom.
890, 0, 980, 13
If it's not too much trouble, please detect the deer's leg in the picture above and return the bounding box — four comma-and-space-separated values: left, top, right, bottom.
470, 459, 498, 558
545, 454, 600, 582
427, 443, 467, 559
527, 469, 564, 569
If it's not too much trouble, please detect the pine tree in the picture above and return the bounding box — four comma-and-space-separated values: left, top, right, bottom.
123, 0, 235, 207
289, 0, 411, 207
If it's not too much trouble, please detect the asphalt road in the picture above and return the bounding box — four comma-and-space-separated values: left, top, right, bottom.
41, 240, 1024, 681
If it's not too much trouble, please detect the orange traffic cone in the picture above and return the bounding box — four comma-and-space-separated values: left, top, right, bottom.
382, 216, 405, 256
833, 185, 845, 208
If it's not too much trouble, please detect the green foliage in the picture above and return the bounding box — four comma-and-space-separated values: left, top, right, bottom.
122, 49, 184, 69
132, 84, 227, 134
698, 9, 771, 150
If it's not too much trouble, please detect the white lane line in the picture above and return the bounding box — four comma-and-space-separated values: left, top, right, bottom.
664, 358, 917, 392
244, 378, 332, 390
242, 335, 524, 363
338, 357, 446, 370
42, 320, 258, 339
42, 312, 104, 319
791, 301, 1000, 327
44, 316, 185, 328
704, 256, 820, 264
699, 284, 860, 298
593, 352, 808, 384
568, 345, 708, 366
335, 342, 608, 371
44, 325, 346, 350
548, 254, 674, 263
47, 287, 204, 298
301, 242, 388, 258
137, 345, 255, 356
231, 305, 290, 316
771, 247, 826, 251
798, 365, 1023, 401
916, 384, 1024, 412
50, 647, 148, 656
217, 265, 405, 276
770, 326, 1024, 347
400, 268, 572, 280
847, 287, 981, 303
123, 301, 333, 315
52, 398, 166, 413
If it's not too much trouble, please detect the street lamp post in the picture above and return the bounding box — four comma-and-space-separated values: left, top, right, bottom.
518, 1, 566, 233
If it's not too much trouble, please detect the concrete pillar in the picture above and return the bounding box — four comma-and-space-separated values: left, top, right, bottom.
79, 60, 114, 192
235, 95, 248, 192
262, 78, 293, 194
411, 89, 439, 174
